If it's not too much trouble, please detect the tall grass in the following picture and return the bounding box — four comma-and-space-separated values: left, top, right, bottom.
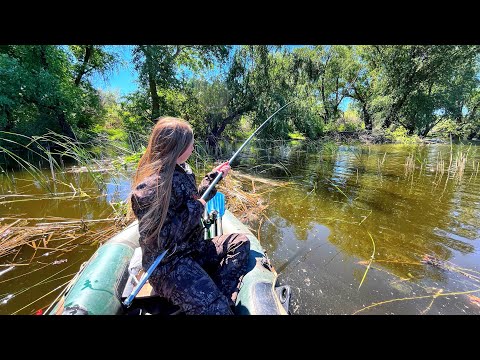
403, 140, 478, 188
0, 130, 147, 195
0, 131, 61, 193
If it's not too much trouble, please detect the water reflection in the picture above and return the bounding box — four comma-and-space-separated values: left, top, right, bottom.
236, 141, 480, 314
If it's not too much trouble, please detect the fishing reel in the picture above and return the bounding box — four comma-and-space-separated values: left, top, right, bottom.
203, 209, 221, 239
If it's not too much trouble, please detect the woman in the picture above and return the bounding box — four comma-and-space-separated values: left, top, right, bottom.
130, 116, 250, 315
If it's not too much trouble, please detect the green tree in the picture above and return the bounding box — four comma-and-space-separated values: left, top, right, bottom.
0, 45, 119, 143
289, 46, 357, 126
348, 46, 377, 130
360, 45, 480, 137
68, 45, 119, 86
132, 45, 230, 121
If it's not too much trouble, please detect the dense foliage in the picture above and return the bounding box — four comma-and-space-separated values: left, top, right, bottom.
1, 45, 479, 153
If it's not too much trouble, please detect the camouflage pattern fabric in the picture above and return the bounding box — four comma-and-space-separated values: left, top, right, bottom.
131, 163, 250, 314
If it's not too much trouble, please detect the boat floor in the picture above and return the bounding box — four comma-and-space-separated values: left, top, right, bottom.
125, 296, 183, 315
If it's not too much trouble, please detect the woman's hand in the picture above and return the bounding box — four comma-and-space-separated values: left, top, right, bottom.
198, 161, 230, 202
213, 161, 231, 178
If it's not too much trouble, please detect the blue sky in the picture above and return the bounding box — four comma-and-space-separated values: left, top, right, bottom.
90, 45, 138, 96
90, 45, 351, 110
93, 65, 138, 96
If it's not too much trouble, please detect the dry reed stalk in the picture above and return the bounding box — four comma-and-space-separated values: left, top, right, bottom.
0, 216, 124, 261
0, 216, 69, 222
453, 150, 468, 183
219, 172, 287, 226
352, 288, 480, 315
36, 218, 117, 226
358, 231, 376, 290
404, 153, 415, 177
433, 151, 445, 187
233, 172, 290, 187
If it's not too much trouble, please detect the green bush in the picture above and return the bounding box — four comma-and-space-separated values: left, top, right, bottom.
430, 118, 459, 138
385, 126, 419, 144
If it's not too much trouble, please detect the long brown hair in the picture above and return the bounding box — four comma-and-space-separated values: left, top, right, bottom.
131, 116, 194, 246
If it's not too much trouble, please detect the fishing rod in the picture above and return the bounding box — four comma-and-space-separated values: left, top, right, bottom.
123, 249, 167, 308
123, 100, 294, 308
200, 100, 294, 201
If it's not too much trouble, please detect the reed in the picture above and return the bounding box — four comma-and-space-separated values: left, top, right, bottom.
322, 141, 339, 159
433, 150, 445, 186
352, 288, 480, 315
219, 171, 292, 227
404, 152, 415, 177
358, 230, 376, 291
451, 145, 470, 184
0, 141, 55, 193
0, 215, 126, 260
377, 152, 387, 175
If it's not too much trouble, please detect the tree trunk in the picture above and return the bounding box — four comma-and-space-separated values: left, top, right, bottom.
140, 46, 161, 121
57, 111, 76, 139
148, 74, 160, 121
206, 107, 250, 147
384, 100, 404, 129
2, 107, 15, 132
362, 105, 372, 131
383, 112, 393, 129
74, 45, 93, 86
353, 88, 372, 131
406, 124, 416, 135
206, 132, 219, 148
320, 81, 330, 123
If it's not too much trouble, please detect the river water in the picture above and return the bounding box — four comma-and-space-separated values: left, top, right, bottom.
1, 140, 479, 314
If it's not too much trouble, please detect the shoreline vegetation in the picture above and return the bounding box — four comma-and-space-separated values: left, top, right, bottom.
1, 45, 478, 154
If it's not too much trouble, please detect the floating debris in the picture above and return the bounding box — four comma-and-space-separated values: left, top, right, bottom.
52, 259, 67, 265
219, 172, 291, 227
421, 254, 444, 268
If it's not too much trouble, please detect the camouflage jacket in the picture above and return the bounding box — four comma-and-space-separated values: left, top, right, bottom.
131, 163, 217, 273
